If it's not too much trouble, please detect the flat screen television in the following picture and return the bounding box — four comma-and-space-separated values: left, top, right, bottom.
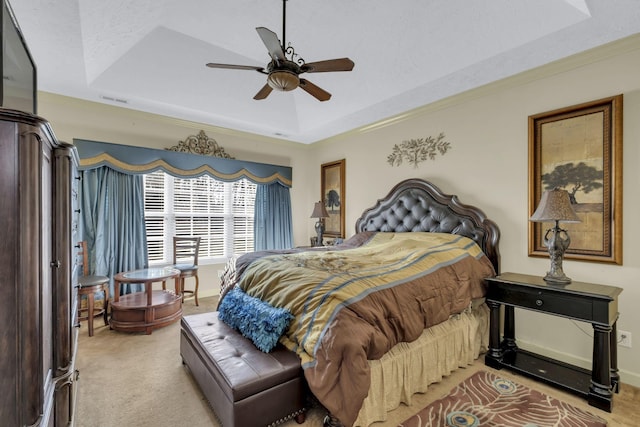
1, 0, 37, 115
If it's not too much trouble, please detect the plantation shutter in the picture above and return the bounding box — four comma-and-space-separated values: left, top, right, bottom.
232, 180, 256, 254
144, 171, 257, 264
143, 171, 166, 262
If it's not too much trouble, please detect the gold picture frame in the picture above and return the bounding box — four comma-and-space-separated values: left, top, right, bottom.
321, 159, 345, 238
528, 95, 623, 264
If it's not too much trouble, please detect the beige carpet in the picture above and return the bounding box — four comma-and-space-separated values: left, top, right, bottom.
75, 296, 633, 427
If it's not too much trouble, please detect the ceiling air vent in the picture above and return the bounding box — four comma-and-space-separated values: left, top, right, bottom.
100, 95, 129, 104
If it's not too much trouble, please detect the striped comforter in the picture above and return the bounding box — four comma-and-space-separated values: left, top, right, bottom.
232, 231, 495, 426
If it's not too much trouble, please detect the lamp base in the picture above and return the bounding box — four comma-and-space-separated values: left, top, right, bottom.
542, 224, 572, 285
314, 220, 324, 247
543, 272, 571, 285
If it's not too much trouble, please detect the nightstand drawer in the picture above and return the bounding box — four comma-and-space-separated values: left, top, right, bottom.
488, 285, 593, 321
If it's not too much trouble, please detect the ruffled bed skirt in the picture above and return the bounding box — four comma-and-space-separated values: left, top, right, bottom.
354, 301, 489, 427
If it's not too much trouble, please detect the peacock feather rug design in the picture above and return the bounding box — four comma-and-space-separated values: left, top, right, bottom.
399, 370, 607, 427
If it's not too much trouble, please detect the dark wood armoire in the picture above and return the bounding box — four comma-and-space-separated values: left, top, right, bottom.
0, 109, 80, 426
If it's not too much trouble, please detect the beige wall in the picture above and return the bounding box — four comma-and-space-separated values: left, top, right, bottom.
39, 34, 640, 387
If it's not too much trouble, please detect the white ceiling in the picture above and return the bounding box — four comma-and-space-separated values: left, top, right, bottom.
9, 0, 640, 144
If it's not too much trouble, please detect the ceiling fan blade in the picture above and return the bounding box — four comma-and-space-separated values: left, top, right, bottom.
253, 83, 273, 100
301, 58, 355, 73
256, 27, 286, 62
206, 63, 266, 73
299, 79, 331, 102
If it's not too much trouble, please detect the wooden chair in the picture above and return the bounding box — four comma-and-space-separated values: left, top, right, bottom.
77, 241, 110, 337
163, 236, 201, 306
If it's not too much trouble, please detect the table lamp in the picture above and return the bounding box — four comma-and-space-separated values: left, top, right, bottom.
530, 188, 581, 284
310, 201, 329, 246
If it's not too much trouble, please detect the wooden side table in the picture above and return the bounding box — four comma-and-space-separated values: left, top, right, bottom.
485, 272, 622, 412
110, 267, 182, 335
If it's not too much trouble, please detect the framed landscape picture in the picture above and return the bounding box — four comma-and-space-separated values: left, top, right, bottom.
321, 159, 345, 238
528, 95, 623, 264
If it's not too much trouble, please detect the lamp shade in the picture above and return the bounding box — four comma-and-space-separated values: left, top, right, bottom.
310, 201, 329, 218
530, 188, 581, 223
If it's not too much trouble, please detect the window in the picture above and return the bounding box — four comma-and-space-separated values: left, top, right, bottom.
143, 171, 256, 265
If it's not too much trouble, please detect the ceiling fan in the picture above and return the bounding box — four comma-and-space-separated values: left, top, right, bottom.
205, 0, 354, 102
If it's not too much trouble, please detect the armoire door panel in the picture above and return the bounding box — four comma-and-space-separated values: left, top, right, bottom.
0, 110, 78, 426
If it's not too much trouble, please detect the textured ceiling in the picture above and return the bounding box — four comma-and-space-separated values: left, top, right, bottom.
9, 0, 640, 143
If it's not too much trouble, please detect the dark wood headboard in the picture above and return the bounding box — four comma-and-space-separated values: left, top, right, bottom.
355, 178, 501, 273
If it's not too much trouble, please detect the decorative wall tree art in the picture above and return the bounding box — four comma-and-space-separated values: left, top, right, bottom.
387, 132, 451, 168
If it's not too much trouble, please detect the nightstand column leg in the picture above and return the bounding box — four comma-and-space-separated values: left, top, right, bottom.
610, 319, 620, 393
486, 300, 503, 363
589, 323, 613, 412
503, 305, 517, 351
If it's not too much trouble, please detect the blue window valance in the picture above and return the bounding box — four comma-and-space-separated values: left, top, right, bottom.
73, 139, 292, 187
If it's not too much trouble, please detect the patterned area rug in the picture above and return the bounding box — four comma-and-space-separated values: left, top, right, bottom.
399, 370, 607, 427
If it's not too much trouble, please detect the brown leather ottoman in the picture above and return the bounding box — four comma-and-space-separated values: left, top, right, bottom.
180, 312, 307, 427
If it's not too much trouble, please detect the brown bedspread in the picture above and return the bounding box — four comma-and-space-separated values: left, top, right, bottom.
221, 232, 495, 426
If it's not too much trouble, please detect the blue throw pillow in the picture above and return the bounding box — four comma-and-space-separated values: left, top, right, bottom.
218, 287, 293, 353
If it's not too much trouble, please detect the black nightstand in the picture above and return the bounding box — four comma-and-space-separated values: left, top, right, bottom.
485, 272, 623, 412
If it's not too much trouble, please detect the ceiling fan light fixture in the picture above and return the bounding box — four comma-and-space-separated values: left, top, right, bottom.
267, 70, 299, 91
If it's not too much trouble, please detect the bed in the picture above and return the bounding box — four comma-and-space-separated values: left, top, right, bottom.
217, 178, 500, 426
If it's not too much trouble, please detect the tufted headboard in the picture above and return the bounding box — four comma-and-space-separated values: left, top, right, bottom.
355, 178, 500, 273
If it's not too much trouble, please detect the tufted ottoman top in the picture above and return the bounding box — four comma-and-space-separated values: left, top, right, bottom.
181, 312, 303, 402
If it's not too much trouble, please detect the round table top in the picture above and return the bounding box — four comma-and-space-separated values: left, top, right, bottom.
114, 267, 180, 283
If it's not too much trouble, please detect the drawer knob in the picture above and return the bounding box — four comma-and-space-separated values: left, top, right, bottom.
536, 299, 543, 307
